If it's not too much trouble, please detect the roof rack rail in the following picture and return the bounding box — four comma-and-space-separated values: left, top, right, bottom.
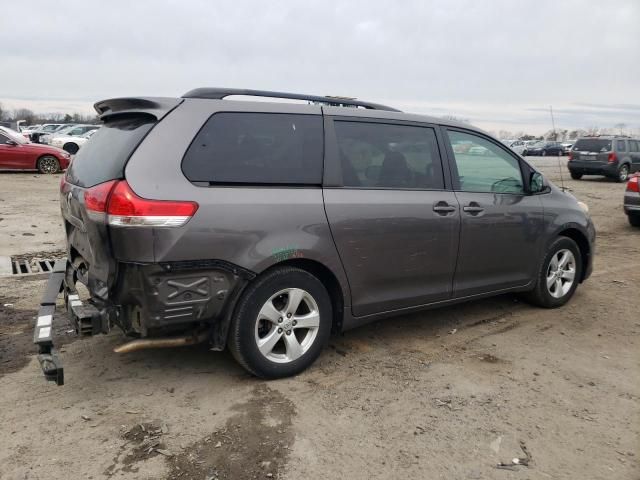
181, 88, 401, 112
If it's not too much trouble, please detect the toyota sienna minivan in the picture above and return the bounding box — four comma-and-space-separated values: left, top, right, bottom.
34, 88, 595, 383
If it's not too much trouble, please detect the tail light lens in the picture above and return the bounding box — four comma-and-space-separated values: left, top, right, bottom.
568, 152, 573, 161
608, 152, 617, 163
84, 180, 198, 227
627, 175, 639, 193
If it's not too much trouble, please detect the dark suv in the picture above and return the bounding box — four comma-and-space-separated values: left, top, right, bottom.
568, 136, 640, 182
34, 88, 595, 384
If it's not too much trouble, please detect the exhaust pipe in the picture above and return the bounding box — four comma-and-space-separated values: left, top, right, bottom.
113, 331, 208, 354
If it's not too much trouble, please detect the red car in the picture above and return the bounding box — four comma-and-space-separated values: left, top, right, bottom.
0, 126, 71, 173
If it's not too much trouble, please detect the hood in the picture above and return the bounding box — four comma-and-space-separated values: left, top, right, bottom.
23, 142, 68, 155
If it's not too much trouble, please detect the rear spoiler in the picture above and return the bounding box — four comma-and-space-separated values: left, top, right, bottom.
93, 97, 183, 121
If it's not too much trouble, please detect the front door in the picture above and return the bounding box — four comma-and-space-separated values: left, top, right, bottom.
0, 133, 25, 169
323, 118, 460, 317
443, 128, 545, 298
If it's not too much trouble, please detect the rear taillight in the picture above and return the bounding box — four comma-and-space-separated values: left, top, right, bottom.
568, 152, 573, 161
84, 180, 198, 227
608, 152, 617, 163
627, 175, 639, 193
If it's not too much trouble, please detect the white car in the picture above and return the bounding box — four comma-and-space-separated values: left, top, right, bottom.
50, 128, 99, 154
20, 125, 41, 138
507, 140, 527, 155
43, 124, 98, 148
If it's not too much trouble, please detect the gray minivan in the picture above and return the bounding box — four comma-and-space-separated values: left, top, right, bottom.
35, 88, 595, 383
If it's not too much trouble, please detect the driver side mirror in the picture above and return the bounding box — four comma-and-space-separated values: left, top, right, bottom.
529, 172, 545, 193
5, 140, 17, 146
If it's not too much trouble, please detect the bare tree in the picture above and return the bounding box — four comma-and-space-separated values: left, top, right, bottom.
441, 114, 470, 124
614, 123, 627, 135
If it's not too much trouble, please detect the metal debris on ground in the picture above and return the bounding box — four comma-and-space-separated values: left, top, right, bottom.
496, 440, 532, 470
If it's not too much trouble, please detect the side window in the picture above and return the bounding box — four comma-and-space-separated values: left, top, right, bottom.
182, 113, 323, 185
334, 121, 444, 189
629, 140, 639, 152
447, 130, 524, 194
0, 133, 10, 144
70, 128, 84, 136
616, 140, 627, 152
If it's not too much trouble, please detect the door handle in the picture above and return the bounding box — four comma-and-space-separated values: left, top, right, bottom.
433, 202, 456, 215
463, 203, 484, 215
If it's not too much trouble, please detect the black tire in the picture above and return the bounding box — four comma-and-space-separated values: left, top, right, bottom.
63, 142, 79, 154
36, 155, 60, 174
570, 171, 583, 180
629, 213, 640, 227
523, 236, 582, 308
228, 267, 332, 378
616, 164, 630, 183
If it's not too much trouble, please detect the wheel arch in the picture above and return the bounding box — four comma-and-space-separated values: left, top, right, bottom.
556, 227, 590, 282
258, 258, 345, 334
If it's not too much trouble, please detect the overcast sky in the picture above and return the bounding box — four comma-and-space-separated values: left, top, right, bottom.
1, 0, 639, 134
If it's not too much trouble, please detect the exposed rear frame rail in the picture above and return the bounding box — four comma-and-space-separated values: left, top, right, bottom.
34, 259, 66, 385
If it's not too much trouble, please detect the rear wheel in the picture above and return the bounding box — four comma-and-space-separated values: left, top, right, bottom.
63, 142, 79, 154
36, 155, 60, 174
629, 213, 640, 227
523, 237, 582, 308
616, 164, 630, 182
228, 267, 332, 378
570, 171, 583, 180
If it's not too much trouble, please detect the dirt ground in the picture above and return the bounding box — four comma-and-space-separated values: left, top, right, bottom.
0, 160, 638, 480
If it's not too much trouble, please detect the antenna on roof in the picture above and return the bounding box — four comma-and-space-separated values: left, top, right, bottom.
550, 105, 566, 192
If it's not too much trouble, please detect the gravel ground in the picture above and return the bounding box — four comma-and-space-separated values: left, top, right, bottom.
0, 158, 638, 480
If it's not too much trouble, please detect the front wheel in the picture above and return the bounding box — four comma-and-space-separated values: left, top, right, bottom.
63, 142, 79, 154
228, 267, 332, 378
36, 155, 60, 174
523, 237, 582, 308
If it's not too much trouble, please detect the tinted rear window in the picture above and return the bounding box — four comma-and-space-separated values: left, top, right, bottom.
573, 139, 612, 153
182, 112, 323, 185
66, 115, 155, 188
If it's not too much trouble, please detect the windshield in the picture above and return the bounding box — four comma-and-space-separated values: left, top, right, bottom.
53, 125, 78, 136
0, 127, 28, 144
573, 139, 612, 153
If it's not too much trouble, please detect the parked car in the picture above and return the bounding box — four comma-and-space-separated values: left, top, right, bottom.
507, 140, 527, 155
623, 173, 640, 227
20, 125, 41, 138
41, 124, 98, 145
50, 128, 99, 154
35, 88, 595, 384
30, 123, 66, 143
0, 126, 71, 173
562, 142, 573, 154
568, 136, 640, 182
523, 141, 565, 156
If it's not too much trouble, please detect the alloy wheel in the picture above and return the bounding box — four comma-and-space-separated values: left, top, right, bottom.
254, 288, 321, 363
546, 249, 576, 299
38, 156, 58, 174
619, 165, 629, 182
